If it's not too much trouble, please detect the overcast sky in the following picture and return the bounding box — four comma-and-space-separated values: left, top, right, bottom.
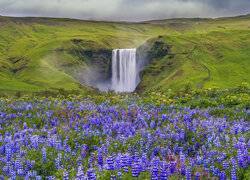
0, 0, 249, 21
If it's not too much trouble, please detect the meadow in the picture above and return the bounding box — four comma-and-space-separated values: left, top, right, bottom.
0, 85, 249, 179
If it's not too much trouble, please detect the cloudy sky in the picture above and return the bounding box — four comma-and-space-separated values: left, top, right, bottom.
0, 0, 249, 21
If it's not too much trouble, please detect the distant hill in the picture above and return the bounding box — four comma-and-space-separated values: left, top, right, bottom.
0, 15, 249, 95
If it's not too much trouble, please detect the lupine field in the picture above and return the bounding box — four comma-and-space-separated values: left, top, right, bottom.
0, 87, 249, 179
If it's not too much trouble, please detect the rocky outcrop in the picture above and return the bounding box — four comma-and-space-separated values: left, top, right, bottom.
7, 57, 29, 74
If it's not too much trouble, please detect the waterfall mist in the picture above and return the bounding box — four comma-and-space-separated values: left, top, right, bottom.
80, 66, 111, 91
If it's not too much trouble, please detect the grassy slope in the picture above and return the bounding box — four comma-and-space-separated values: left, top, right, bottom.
137, 29, 250, 93
0, 15, 249, 94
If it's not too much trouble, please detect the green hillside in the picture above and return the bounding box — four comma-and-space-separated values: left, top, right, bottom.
136, 29, 250, 93
0, 15, 249, 94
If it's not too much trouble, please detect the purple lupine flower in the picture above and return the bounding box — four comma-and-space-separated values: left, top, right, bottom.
56, 153, 62, 169
31, 160, 35, 168
230, 157, 238, 170
231, 169, 237, 180
185, 167, 191, 180
88, 153, 95, 168
107, 155, 114, 171
132, 163, 140, 177
117, 172, 123, 178
77, 165, 84, 179
36, 176, 42, 180
219, 171, 227, 180
17, 163, 24, 177
194, 172, 200, 180
223, 160, 229, 169
170, 161, 176, 174
63, 170, 69, 180
181, 164, 186, 176
123, 166, 129, 173
23, 122, 27, 130
160, 166, 167, 179
110, 174, 116, 180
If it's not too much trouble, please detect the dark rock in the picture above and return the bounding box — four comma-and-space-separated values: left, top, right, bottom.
71, 39, 83, 43
167, 61, 173, 66
9, 65, 26, 74
169, 54, 175, 59
55, 48, 64, 52
84, 50, 94, 57
149, 41, 172, 59
7, 57, 29, 74
217, 26, 226, 29
8, 57, 22, 64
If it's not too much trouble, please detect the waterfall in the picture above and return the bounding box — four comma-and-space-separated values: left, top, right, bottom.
111, 49, 137, 92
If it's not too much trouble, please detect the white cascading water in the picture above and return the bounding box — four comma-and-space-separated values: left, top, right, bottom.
111, 49, 137, 92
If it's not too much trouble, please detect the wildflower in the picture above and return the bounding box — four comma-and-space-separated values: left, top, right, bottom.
223, 160, 229, 170
231, 169, 237, 180
194, 172, 200, 180
185, 167, 191, 180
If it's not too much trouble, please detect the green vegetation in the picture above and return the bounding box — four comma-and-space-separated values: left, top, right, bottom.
137, 29, 250, 93
0, 15, 250, 94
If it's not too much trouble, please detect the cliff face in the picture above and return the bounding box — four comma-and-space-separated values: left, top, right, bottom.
48, 39, 113, 90
135, 36, 175, 93
67, 43, 112, 85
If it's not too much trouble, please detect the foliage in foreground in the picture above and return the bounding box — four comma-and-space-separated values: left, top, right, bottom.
0, 87, 249, 179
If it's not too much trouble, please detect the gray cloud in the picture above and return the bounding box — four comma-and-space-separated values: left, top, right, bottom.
0, 0, 249, 21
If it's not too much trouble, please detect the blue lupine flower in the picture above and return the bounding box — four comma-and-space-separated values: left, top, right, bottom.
123, 166, 129, 173
219, 171, 227, 180
63, 170, 69, 180
231, 169, 237, 180
110, 175, 116, 180
223, 160, 229, 169
194, 172, 200, 180
107, 155, 114, 171
185, 167, 191, 180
